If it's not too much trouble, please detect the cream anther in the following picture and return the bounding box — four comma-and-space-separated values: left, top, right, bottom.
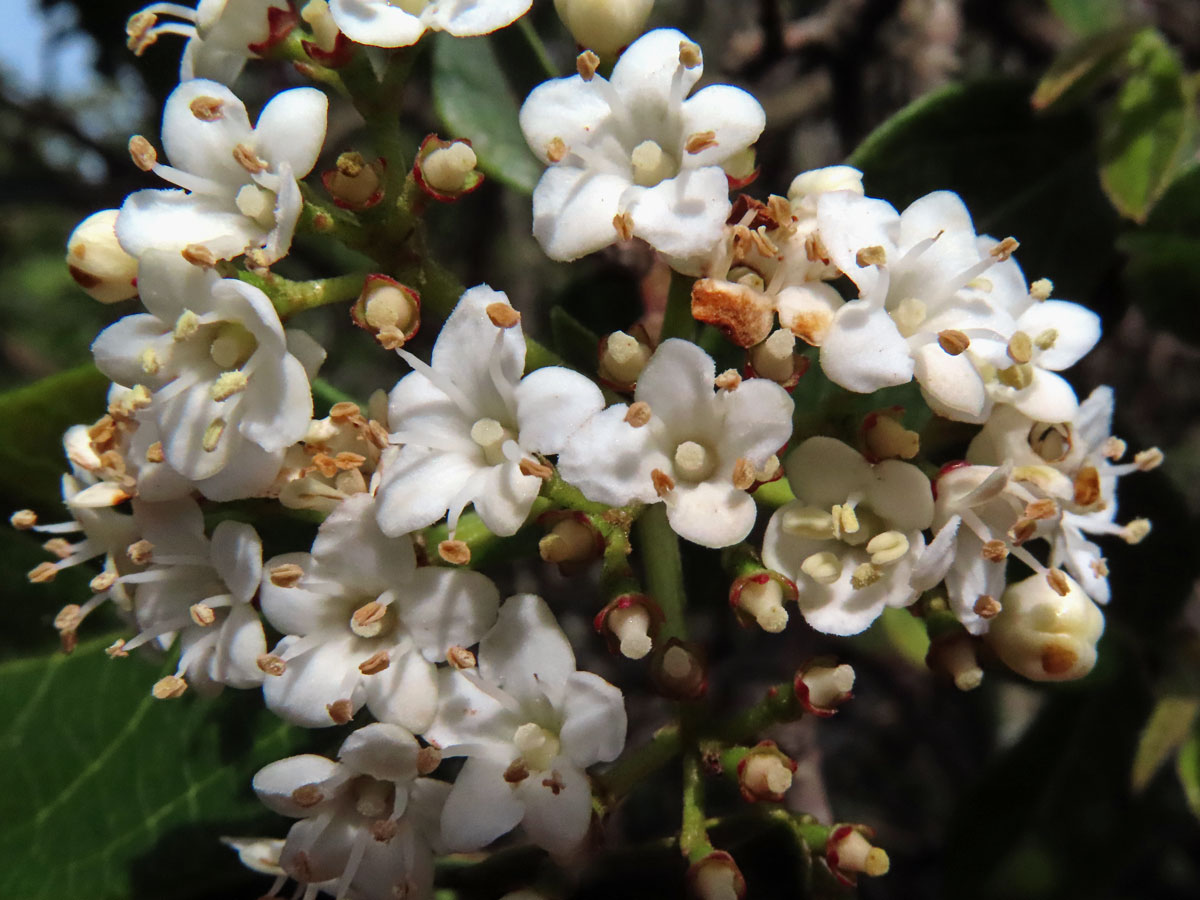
202, 419, 225, 452
210, 370, 249, 401
607, 604, 653, 659
850, 562, 881, 589
832, 503, 860, 536
513, 722, 560, 772
802, 663, 855, 708
750, 330, 796, 383
470, 417, 515, 466
800, 551, 841, 585
1030, 277, 1053, 300
173, 310, 200, 341
673, 441, 716, 482
866, 530, 909, 565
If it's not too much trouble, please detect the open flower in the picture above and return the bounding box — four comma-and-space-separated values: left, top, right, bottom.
253, 723, 449, 900
519, 28, 765, 261
425, 595, 626, 856
558, 339, 793, 548
376, 285, 603, 538
329, 0, 532, 48
118, 79, 327, 265
260, 493, 500, 730
92, 250, 323, 491
762, 437, 932, 635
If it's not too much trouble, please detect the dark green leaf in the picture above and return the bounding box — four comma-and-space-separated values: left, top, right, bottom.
0, 635, 310, 900
1099, 30, 1198, 223
549, 306, 600, 372
1132, 695, 1200, 792
1032, 27, 1136, 111
1178, 725, 1200, 821
1048, 0, 1130, 36
432, 33, 543, 195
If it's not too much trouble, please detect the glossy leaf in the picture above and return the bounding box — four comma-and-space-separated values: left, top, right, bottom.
1032, 27, 1136, 111
432, 33, 542, 195
1178, 726, 1200, 822
1131, 694, 1199, 792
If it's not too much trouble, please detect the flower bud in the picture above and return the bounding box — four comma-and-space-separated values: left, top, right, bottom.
66, 210, 138, 304
735, 740, 797, 803
594, 594, 662, 660
554, 0, 654, 58
748, 329, 801, 384
860, 407, 919, 461
537, 510, 603, 571
598, 329, 652, 389
351, 275, 421, 350
786, 166, 864, 211
322, 151, 384, 210
686, 850, 745, 900
652, 638, 707, 699
414, 135, 484, 201
826, 825, 889, 886
729, 572, 797, 634
985, 572, 1104, 681
927, 632, 984, 691
794, 659, 854, 716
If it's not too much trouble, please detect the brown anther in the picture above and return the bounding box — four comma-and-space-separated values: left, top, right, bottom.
125, 11, 157, 53
1024, 498, 1058, 520
1135, 448, 1164, 471
189, 603, 217, 626
446, 645, 476, 669
29, 561, 58, 583
651, 468, 675, 497
127, 539, 154, 565
1007, 331, 1033, 364
43, 538, 73, 560
766, 194, 794, 231
416, 746, 442, 775
358, 650, 391, 675
129, 135, 158, 172
90, 570, 118, 593
541, 772, 565, 795
54, 604, 81, 633
438, 540, 471, 565
376, 326, 406, 350
624, 401, 652, 427
731, 457, 756, 491
576, 49, 600, 80
188, 96, 225, 121
1102, 436, 1126, 460
685, 130, 718, 154
1041, 642, 1078, 675
106, 639, 128, 658
749, 226, 778, 257
311, 453, 339, 478
855, 245, 887, 267
291, 851, 314, 883
715, 370, 742, 391
367, 420, 390, 449
989, 237, 1019, 261
256, 653, 287, 676
973, 594, 1001, 619
291, 784, 325, 808
152, 675, 188, 700
485, 302, 521, 328
937, 329, 970, 355
1046, 569, 1070, 596
546, 137, 567, 163
88, 414, 116, 445
352, 601, 387, 629
1091, 557, 1110, 578
233, 143, 269, 174
269, 563, 305, 588
333, 451, 367, 471
981, 539, 1008, 563
370, 819, 399, 842
503, 759, 530, 783
804, 232, 830, 263
519, 457, 554, 480
326, 699, 354, 724
679, 40, 702, 68
181, 243, 217, 268
329, 401, 362, 421
10, 509, 36, 530
1008, 519, 1036, 545
613, 211, 634, 240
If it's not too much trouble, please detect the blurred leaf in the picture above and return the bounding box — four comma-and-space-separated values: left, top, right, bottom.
432, 33, 542, 195
1178, 726, 1200, 821
0, 364, 108, 510
1132, 695, 1200, 792
1099, 30, 1198, 223
880, 606, 931, 668
549, 306, 600, 372
847, 79, 1120, 301
1048, 0, 1130, 36
0, 635, 309, 900
1032, 27, 1136, 111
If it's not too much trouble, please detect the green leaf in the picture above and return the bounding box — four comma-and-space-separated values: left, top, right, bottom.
0, 635, 311, 900
0, 364, 109, 510
1048, 0, 1129, 36
1099, 30, 1198, 223
1132, 695, 1200, 792
432, 33, 543, 195
1178, 725, 1200, 821
1032, 27, 1136, 111
847, 79, 1120, 301
549, 306, 600, 372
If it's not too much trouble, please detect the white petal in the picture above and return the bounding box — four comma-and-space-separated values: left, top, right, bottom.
868, 460, 934, 532
634, 338, 718, 437
815, 192, 898, 293
472, 461, 543, 537
558, 672, 627, 767
784, 437, 871, 511
117, 189, 259, 260
556, 404, 669, 507
425, 668, 520, 752
263, 635, 361, 727
194, 442, 284, 501
610, 28, 703, 121
479, 594, 575, 707
515, 760, 592, 855
161, 80, 253, 186
132, 496, 207, 556
678, 84, 765, 167
1075, 386, 1115, 450
253, 753, 341, 817
1017, 300, 1101, 371
667, 480, 758, 548
134, 248, 218, 323
519, 76, 617, 166
430, 285, 525, 421
435, 0, 531, 35
375, 447, 483, 536
285, 328, 326, 380
776, 282, 844, 346
397, 567, 500, 662
212, 602, 267, 688
897, 191, 979, 265
312, 493, 416, 590
819, 301, 914, 392
281, 815, 358, 883
329, 0, 426, 47
913, 342, 987, 420
440, 757, 524, 851
388, 370, 479, 457
625, 167, 731, 259
338, 722, 420, 783
210, 520, 263, 603
716, 377, 794, 467
1011, 370, 1080, 422
363, 646, 440, 733
910, 516, 960, 592
159, 386, 236, 481
514, 366, 605, 454
91, 315, 170, 388
253, 88, 328, 178
531, 166, 627, 262
259, 555, 341, 636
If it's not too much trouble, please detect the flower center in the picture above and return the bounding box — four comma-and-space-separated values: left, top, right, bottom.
349, 599, 394, 639
673, 441, 716, 483
234, 184, 277, 228
1028, 422, 1072, 463
351, 775, 395, 818
209, 322, 257, 369
630, 140, 678, 187
470, 417, 516, 466
512, 722, 560, 772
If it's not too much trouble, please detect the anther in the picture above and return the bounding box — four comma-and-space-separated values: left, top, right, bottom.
90, 570, 118, 592
519, 457, 554, 480
1007, 331, 1033, 364
1046, 569, 1070, 596
937, 329, 970, 355
1135, 448, 1164, 471
624, 401, 652, 427
855, 245, 887, 267
106, 639, 128, 658
981, 539, 1008, 562
678, 40, 702, 67
269, 563, 304, 587
173, 310, 200, 341
1102, 436, 1127, 460
438, 540, 471, 565
850, 562, 881, 589
350, 600, 388, 638
189, 603, 217, 626
125, 11, 157, 54
291, 784, 324, 808
613, 211, 634, 240
715, 369, 742, 391
43, 538, 72, 560
1030, 278, 1053, 300
731, 457, 756, 491
326, 699, 353, 724
127, 539, 154, 565
416, 745, 442, 775
10, 509, 36, 530
866, 530, 909, 565
503, 760, 530, 783
800, 551, 841, 584
256, 654, 287, 676
29, 561, 58, 583
973, 594, 1001, 619
446, 646, 476, 669
233, 143, 269, 174
1024, 498, 1058, 520
546, 137, 567, 163
651, 468, 675, 496
358, 650, 390, 675
1121, 518, 1151, 544
685, 131, 718, 154
189, 96, 226, 121
576, 49, 600, 80
202, 419, 226, 452
210, 371, 249, 402
152, 675, 188, 699
989, 237, 1019, 260
129, 135, 157, 171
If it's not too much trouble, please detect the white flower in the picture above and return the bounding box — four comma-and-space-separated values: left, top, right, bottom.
259, 493, 500, 730
984, 572, 1104, 681
519, 28, 765, 261
117, 499, 267, 694
277, 401, 389, 513
814, 190, 1100, 423
553, 0, 653, 57
127, 0, 294, 84
118, 79, 327, 264
558, 339, 793, 548
329, 0, 532, 48
425, 595, 626, 856
762, 437, 932, 635
92, 250, 323, 491
253, 723, 449, 900
376, 285, 604, 538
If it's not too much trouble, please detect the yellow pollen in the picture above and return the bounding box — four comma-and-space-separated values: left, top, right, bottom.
173, 310, 200, 341
202, 419, 226, 452
210, 371, 249, 401
850, 562, 881, 589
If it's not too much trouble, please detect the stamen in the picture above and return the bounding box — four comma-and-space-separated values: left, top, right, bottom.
624, 402, 652, 427
576, 50, 600, 80
800, 551, 841, 584
438, 539, 471, 565
850, 562, 881, 589
937, 330, 970, 355
129, 135, 157, 171
188, 96, 225, 121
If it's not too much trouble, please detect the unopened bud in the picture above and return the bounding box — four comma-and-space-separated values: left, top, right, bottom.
423, 142, 478, 193
687, 851, 745, 900
795, 661, 854, 715
599, 331, 651, 386
749, 329, 797, 383
66, 210, 139, 303
353, 275, 420, 349
539, 516, 600, 565
554, 0, 654, 57
733, 576, 789, 633
927, 633, 983, 691
985, 572, 1104, 682
827, 826, 890, 883
787, 165, 865, 207
737, 741, 796, 802
607, 603, 653, 660
654, 640, 706, 699
323, 151, 382, 209
862, 410, 919, 460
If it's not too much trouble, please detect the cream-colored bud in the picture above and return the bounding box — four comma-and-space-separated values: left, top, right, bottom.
800, 663, 855, 709
749, 329, 796, 383
786, 165, 865, 206
985, 573, 1104, 682
737, 578, 788, 633
600, 331, 651, 384
66, 210, 139, 304
554, 0, 654, 57
422, 142, 478, 193
607, 604, 653, 659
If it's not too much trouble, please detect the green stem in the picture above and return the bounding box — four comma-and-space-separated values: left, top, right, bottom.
595, 723, 683, 803
234, 270, 368, 318
422, 500, 551, 570
711, 680, 803, 743
660, 270, 697, 342
518, 18, 559, 78
635, 503, 688, 642
751, 476, 795, 509
680, 752, 715, 862
762, 808, 831, 857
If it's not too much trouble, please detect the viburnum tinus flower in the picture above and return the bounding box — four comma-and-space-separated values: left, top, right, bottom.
126, 0, 295, 84
118, 79, 327, 265
984, 572, 1105, 681
425, 594, 626, 855
253, 723, 449, 900
328, 0, 532, 48
519, 27, 765, 261
376, 285, 603, 538
762, 437, 932, 635
92, 250, 323, 495
815, 190, 1100, 423
558, 339, 793, 548
259, 493, 500, 729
